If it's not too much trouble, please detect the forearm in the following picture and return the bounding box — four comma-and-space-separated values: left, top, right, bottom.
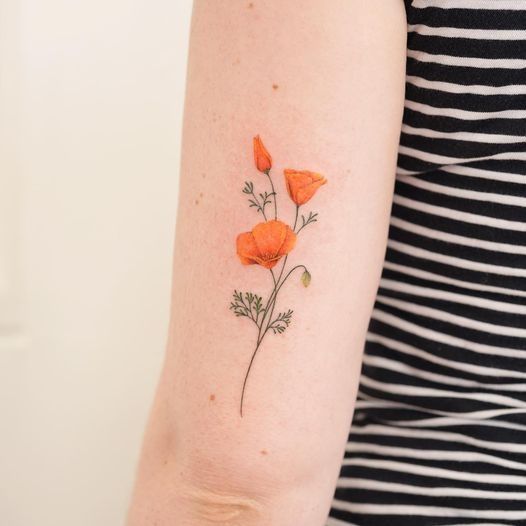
127, 1, 406, 524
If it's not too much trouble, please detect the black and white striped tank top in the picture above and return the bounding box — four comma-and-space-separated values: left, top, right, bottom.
329, 2, 526, 525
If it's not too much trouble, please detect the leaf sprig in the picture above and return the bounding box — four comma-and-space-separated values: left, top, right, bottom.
242, 181, 274, 220
230, 290, 265, 325
296, 211, 318, 234
268, 309, 293, 334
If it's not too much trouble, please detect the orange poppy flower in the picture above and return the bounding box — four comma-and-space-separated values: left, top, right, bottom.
253, 135, 272, 173
284, 169, 327, 206
236, 220, 296, 269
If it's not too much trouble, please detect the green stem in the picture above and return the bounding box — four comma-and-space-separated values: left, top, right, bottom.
266, 171, 277, 220
250, 189, 267, 221
240, 339, 261, 417
293, 204, 299, 231
240, 268, 278, 417
240, 263, 308, 416
261, 264, 308, 340
255, 269, 278, 345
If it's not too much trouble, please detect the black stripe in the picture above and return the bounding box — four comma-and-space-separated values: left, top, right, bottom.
331, 3, 526, 524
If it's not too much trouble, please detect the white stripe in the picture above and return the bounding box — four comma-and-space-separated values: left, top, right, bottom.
405, 99, 526, 120
356, 398, 526, 424
367, 331, 526, 379
331, 500, 526, 520
326, 518, 357, 526
393, 194, 526, 232
377, 293, 526, 338
403, 123, 526, 145
343, 458, 526, 485
441, 164, 526, 184
382, 260, 526, 299
337, 477, 526, 500
381, 277, 526, 314
379, 414, 526, 433
399, 144, 526, 167
360, 374, 526, 409
389, 216, 526, 256
345, 442, 526, 472
406, 74, 526, 95
388, 238, 526, 276
412, 0, 526, 9
350, 424, 526, 454
408, 24, 526, 40
398, 173, 526, 206
372, 309, 526, 360
363, 353, 526, 392
407, 49, 526, 69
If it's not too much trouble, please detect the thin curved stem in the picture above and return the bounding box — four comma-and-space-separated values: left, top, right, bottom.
261, 264, 308, 340
293, 204, 299, 231
250, 189, 267, 221
240, 263, 308, 415
266, 171, 277, 220
240, 340, 261, 417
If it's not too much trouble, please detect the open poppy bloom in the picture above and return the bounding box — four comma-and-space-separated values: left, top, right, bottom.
236, 219, 296, 269
253, 135, 272, 173
284, 169, 327, 205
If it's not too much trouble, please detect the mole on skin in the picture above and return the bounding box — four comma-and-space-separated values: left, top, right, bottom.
272, 84, 279, 90
209, 394, 216, 401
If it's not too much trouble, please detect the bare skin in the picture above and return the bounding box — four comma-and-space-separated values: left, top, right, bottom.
126, 1, 406, 525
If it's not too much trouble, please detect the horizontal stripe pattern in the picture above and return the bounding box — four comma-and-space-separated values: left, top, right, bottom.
330, 2, 526, 525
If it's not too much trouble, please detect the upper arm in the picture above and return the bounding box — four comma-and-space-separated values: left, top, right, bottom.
128, 1, 406, 524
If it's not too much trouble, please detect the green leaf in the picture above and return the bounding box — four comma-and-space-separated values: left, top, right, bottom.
301, 269, 311, 287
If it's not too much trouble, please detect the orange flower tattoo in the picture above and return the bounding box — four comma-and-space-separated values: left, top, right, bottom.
284, 169, 327, 206
231, 136, 328, 416
253, 135, 272, 173
237, 220, 296, 269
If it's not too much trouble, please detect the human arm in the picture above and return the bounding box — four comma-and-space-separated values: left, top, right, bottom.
127, 1, 406, 525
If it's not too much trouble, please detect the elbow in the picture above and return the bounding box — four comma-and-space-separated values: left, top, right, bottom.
179, 484, 265, 525
170, 443, 317, 525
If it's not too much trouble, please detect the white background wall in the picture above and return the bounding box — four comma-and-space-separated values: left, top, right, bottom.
0, 1, 192, 524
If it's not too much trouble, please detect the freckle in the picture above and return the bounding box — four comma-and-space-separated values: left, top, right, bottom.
232, 58, 240, 66
209, 394, 216, 401
200, 192, 204, 198
195, 199, 199, 205
272, 84, 279, 90
260, 449, 268, 456
202, 172, 206, 178
248, 2, 254, 8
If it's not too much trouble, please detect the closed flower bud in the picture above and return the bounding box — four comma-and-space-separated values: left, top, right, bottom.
253, 135, 272, 173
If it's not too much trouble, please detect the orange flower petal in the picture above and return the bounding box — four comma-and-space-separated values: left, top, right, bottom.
236, 220, 296, 269
279, 225, 297, 255
252, 220, 287, 259
253, 135, 272, 173
296, 178, 327, 205
284, 169, 327, 205
236, 231, 259, 265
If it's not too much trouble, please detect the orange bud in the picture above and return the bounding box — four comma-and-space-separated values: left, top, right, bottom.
284, 169, 327, 206
253, 135, 272, 173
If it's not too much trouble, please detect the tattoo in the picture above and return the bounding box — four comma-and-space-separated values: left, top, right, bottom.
231, 135, 328, 416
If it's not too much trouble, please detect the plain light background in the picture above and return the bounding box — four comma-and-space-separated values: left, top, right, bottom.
0, 1, 192, 524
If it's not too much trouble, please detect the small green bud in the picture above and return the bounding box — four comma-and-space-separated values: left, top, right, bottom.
301, 269, 311, 287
